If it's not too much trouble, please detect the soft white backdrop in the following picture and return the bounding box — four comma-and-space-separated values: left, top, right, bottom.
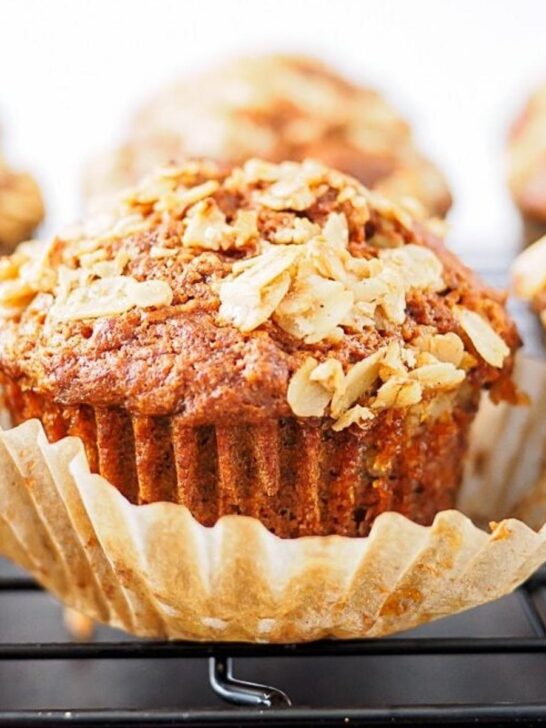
2, 0, 546, 259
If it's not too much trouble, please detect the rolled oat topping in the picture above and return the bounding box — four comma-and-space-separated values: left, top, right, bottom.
0, 159, 517, 424
453, 307, 510, 369
287, 337, 468, 430
50, 277, 173, 321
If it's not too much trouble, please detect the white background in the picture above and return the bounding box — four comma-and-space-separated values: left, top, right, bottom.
1, 0, 546, 260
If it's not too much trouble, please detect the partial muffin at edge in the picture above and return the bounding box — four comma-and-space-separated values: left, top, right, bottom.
0, 155, 44, 253
0, 159, 518, 537
84, 54, 451, 219
508, 82, 546, 243
512, 233, 546, 330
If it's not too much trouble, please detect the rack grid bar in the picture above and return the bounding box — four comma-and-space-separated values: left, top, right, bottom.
519, 588, 546, 637
0, 703, 546, 726
0, 578, 42, 592
0, 533, 546, 722
1, 635, 546, 660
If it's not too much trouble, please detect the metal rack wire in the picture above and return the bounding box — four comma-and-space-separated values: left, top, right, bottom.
0, 570, 545, 725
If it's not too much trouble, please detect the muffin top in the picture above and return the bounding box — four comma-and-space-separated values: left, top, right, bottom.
0, 154, 44, 253
84, 54, 451, 218
0, 159, 518, 426
508, 82, 546, 223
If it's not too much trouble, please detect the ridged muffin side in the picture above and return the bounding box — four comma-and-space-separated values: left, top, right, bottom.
0, 159, 519, 537
3, 377, 479, 537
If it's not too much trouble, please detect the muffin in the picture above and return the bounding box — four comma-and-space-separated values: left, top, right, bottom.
508, 83, 546, 244
0, 154, 44, 253
512, 233, 546, 329
0, 159, 517, 538
84, 55, 451, 219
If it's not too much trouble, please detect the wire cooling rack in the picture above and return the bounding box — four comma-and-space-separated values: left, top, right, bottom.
0, 569, 546, 725
0, 259, 545, 726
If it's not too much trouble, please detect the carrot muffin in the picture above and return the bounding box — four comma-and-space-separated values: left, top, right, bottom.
0, 154, 44, 253
508, 83, 546, 243
84, 55, 451, 218
0, 159, 517, 537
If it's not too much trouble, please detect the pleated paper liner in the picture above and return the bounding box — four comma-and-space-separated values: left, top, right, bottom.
0, 355, 545, 642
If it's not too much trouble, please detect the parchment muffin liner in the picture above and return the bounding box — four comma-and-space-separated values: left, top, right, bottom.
0, 355, 545, 642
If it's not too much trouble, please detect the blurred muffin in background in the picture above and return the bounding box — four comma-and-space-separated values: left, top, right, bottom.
508, 83, 546, 244
84, 55, 452, 218
512, 234, 546, 330
0, 151, 44, 254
